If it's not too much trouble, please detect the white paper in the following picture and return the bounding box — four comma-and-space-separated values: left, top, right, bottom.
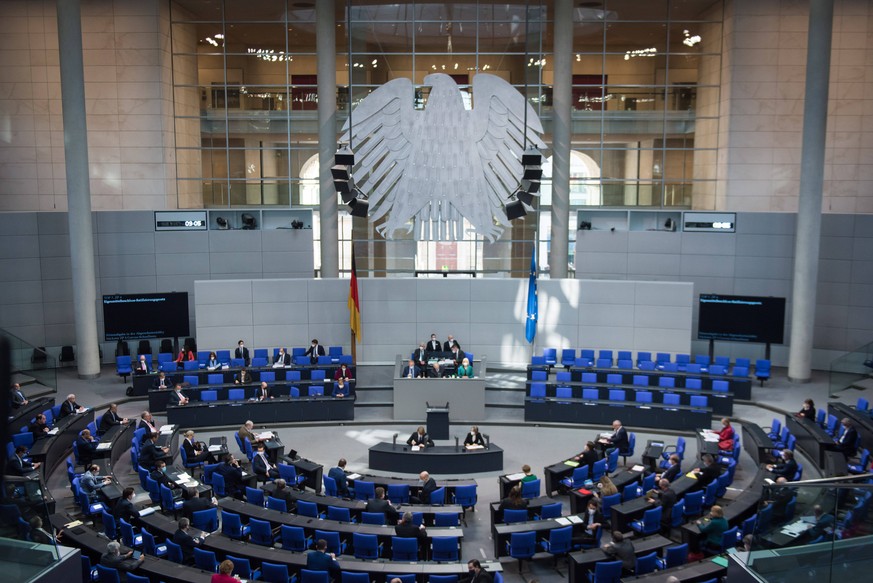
567, 515, 583, 524
138, 507, 156, 516
411, 445, 421, 451
208, 445, 222, 452
177, 472, 190, 480
631, 465, 645, 472
505, 472, 526, 481
555, 517, 572, 526
346, 473, 361, 480
257, 432, 273, 441
47, 428, 59, 435
96, 442, 111, 451
159, 425, 174, 432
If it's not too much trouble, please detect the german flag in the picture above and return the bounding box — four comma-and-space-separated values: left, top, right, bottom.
348, 246, 361, 342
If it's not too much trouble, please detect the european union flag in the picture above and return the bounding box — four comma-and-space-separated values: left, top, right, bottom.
526, 243, 538, 344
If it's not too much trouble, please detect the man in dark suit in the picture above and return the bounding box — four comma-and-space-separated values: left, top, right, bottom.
268, 479, 299, 512
181, 486, 215, 518
401, 359, 421, 379
256, 382, 272, 401
76, 429, 100, 466
100, 541, 144, 573
443, 335, 461, 352
273, 348, 291, 366
412, 471, 437, 504
574, 441, 600, 472
600, 420, 629, 453
837, 418, 859, 458
29, 413, 50, 440
395, 511, 427, 540
58, 393, 85, 419
426, 334, 442, 354
328, 458, 350, 497
9, 383, 28, 408
304, 339, 325, 364
134, 354, 152, 374
602, 531, 636, 574
306, 539, 341, 578
173, 517, 204, 565
767, 449, 799, 479
461, 559, 493, 583
138, 411, 159, 438
98, 403, 128, 436
767, 477, 795, 522
579, 499, 603, 545
407, 427, 433, 448
660, 454, 682, 483
113, 487, 141, 523
235, 367, 253, 384
693, 454, 721, 488
647, 478, 678, 527
215, 454, 245, 498
7, 445, 40, 475
151, 460, 182, 494
234, 340, 250, 366
365, 487, 399, 524
808, 504, 835, 538
139, 432, 172, 470
182, 430, 215, 465
252, 442, 279, 481
412, 343, 428, 368
152, 372, 170, 390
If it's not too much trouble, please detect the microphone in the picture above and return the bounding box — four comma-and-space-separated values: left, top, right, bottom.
392, 433, 398, 448
454, 436, 459, 451
484, 434, 490, 449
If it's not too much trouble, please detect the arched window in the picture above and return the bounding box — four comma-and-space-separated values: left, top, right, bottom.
541, 151, 602, 206
299, 154, 320, 205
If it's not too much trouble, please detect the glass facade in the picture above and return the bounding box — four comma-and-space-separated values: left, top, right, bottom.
169, 0, 722, 276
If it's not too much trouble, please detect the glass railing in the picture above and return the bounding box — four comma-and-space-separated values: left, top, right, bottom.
729, 475, 873, 583
0, 475, 65, 580
829, 339, 873, 396
3, 330, 57, 398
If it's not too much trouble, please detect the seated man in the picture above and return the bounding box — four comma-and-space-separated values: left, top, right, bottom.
428, 361, 444, 379
328, 458, 351, 497
113, 487, 141, 523
598, 420, 629, 454
395, 512, 427, 559
173, 517, 205, 565
137, 411, 159, 437
273, 347, 291, 367
29, 413, 51, 440
58, 393, 86, 419
306, 539, 340, 579
181, 486, 217, 518
767, 449, 799, 479
808, 504, 835, 539
98, 403, 128, 436
407, 426, 433, 448
267, 478, 299, 512
412, 343, 428, 368
235, 367, 253, 384
646, 478, 678, 528
215, 454, 245, 499
139, 432, 172, 470
134, 354, 152, 374
601, 531, 636, 574
170, 383, 189, 406
411, 471, 437, 504
9, 383, 28, 409
76, 428, 100, 466
365, 486, 399, 524
238, 420, 267, 448
7, 445, 40, 476
767, 477, 795, 522
401, 359, 422, 379
80, 464, 112, 500
659, 454, 682, 483
256, 381, 272, 400
252, 441, 279, 481
693, 454, 721, 489
100, 540, 144, 574
151, 460, 182, 495
152, 371, 170, 390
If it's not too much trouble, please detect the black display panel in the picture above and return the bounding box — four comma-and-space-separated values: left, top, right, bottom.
103, 292, 190, 341
698, 294, 786, 344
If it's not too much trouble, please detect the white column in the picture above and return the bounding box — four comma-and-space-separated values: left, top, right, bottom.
788, 0, 833, 382
317, 0, 339, 277
549, 0, 573, 279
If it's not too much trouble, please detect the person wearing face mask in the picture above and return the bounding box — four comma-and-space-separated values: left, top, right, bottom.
427, 334, 441, 354
304, 339, 325, 364
460, 559, 493, 583
464, 426, 485, 449
234, 340, 250, 366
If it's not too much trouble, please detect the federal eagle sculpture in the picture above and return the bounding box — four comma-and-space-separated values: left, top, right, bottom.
340, 73, 546, 242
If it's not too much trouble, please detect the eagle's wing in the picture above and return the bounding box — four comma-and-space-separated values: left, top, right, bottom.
470, 74, 546, 218
339, 78, 417, 221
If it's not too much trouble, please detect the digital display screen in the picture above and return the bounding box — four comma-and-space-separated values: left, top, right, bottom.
102, 292, 190, 341
698, 294, 786, 344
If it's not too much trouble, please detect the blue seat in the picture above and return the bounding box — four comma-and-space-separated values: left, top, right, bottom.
617, 359, 633, 369
278, 463, 306, 487
216, 349, 231, 364
636, 352, 653, 367
260, 371, 276, 383
361, 511, 385, 525
354, 480, 375, 501
709, 364, 726, 376
323, 475, 338, 497
529, 382, 546, 400
342, 573, 370, 583
102, 510, 117, 539
561, 465, 589, 489
659, 376, 676, 388
434, 512, 460, 526
543, 348, 557, 367
297, 500, 324, 519
530, 356, 546, 367
690, 395, 708, 408
755, 359, 771, 385
661, 543, 688, 568
430, 487, 446, 505
606, 448, 619, 473
119, 518, 142, 548
141, 527, 166, 557
630, 506, 662, 535
180, 444, 204, 473
202, 462, 219, 485
622, 483, 640, 502
262, 562, 293, 583
250, 517, 276, 546
246, 486, 265, 506
211, 472, 226, 497
712, 380, 729, 393
538, 502, 562, 520
633, 375, 649, 387
452, 484, 477, 510
596, 358, 613, 368
600, 493, 621, 519
588, 560, 622, 583
582, 388, 599, 401
116, 356, 132, 381
540, 524, 573, 558
521, 479, 540, 499
95, 565, 121, 583
280, 525, 311, 552
676, 354, 690, 371
592, 459, 607, 481
503, 509, 529, 524
328, 505, 355, 523
392, 536, 419, 561
301, 570, 329, 583
561, 349, 576, 368
556, 371, 572, 383
183, 374, 198, 386
608, 389, 625, 402
686, 363, 702, 374
201, 390, 218, 401
315, 530, 347, 556
635, 391, 653, 404
221, 510, 251, 539
160, 484, 183, 514
231, 358, 245, 367
311, 370, 327, 381
733, 365, 749, 378
309, 385, 325, 397
194, 548, 219, 572
619, 432, 636, 465
207, 373, 223, 384
635, 551, 659, 575
556, 386, 573, 401
192, 508, 218, 532
226, 554, 259, 580
165, 539, 183, 564
531, 370, 547, 382
684, 490, 704, 517
432, 536, 459, 561
717, 526, 739, 553
506, 531, 537, 569
638, 361, 656, 371
228, 388, 245, 400
252, 357, 268, 367
267, 496, 288, 513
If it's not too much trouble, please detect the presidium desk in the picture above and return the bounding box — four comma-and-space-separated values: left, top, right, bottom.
392, 355, 487, 420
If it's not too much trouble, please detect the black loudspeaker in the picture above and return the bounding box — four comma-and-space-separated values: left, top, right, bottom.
504, 200, 527, 220
349, 198, 369, 217
335, 148, 355, 166
579, 221, 592, 230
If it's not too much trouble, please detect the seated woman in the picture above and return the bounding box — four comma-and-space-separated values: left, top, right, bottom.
464, 426, 485, 448
697, 504, 729, 554
456, 357, 474, 378
175, 346, 195, 363
206, 351, 220, 370
333, 377, 349, 398
498, 484, 528, 511
334, 363, 353, 382
796, 398, 816, 421
718, 417, 735, 451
